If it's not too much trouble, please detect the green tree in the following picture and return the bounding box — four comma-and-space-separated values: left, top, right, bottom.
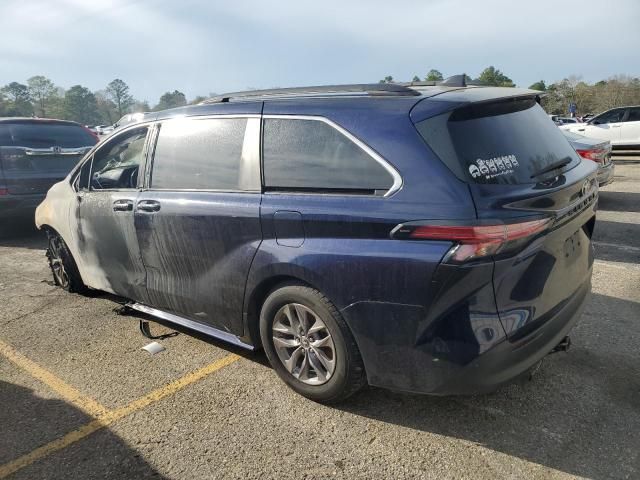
0, 91, 6, 116
94, 91, 118, 124
411, 75, 421, 82
425, 69, 443, 81
105, 79, 134, 118
63, 85, 99, 124
190, 96, 207, 105
529, 80, 547, 91
1, 82, 33, 116
131, 99, 151, 112
27, 76, 57, 117
379, 76, 394, 84
154, 90, 187, 110
476, 66, 515, 87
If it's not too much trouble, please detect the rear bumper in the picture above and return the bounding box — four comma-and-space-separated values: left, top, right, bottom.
344, 276, 590, 396
431, 278, 590, 395
0, 193, 45, 218
597, 162, 615, 186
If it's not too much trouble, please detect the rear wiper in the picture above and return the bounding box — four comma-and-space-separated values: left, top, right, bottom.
530, 157, 572, 179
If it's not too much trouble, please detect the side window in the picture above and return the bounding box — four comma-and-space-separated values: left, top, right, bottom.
626, 107, 640, 122
262, 118, 394, 193
90, 127, 148, 190
593, 109, 625, 125
74, 158, 92, 191
150, 117, 247, 190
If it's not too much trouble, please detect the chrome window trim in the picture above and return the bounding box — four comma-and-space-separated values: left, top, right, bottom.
262, 114, 403, 197
145, 114, 261, 193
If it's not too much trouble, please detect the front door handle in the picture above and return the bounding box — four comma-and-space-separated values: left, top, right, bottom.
113, 199, 133, 211
137, 200, 161, 213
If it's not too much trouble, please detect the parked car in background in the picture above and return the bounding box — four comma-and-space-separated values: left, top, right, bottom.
562, 130, 614, 186
97, 124, 114, 136
36, 83, 597, 403
550, 115, 580, 126
560, 105, 640, 148
0, 118, 98, 218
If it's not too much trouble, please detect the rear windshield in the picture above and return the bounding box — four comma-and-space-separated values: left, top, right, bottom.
0, 123, 97, 148
416, 99, 580, 184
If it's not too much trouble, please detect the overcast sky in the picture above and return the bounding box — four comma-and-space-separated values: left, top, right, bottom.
1, 0, 639, 103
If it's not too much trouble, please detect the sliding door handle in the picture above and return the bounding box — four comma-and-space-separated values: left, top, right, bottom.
137, 200, 161, 213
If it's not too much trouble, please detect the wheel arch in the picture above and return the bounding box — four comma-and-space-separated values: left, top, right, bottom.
243, 274, 313, 349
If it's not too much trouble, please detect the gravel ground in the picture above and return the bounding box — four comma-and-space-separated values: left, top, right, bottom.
0, 163, 638, 480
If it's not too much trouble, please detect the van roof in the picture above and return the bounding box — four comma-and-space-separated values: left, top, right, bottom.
136, 83, 542, 125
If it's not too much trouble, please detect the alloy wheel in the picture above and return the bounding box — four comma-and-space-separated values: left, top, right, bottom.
272, 303, 336, 385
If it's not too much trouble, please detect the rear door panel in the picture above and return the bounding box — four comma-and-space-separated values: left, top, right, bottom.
135, 106, 263, 335
135, 191, 262, 335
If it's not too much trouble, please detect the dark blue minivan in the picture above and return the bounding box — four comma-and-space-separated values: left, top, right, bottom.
36, 82, 598, 402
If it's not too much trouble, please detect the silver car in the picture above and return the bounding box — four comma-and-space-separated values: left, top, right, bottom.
562, 131, 614, 186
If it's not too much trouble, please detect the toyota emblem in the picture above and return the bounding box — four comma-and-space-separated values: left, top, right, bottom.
580, 180, 590, 197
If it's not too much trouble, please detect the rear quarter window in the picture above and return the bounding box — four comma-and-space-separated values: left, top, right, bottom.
263, 118, 394, 194
416, 99, 581, 184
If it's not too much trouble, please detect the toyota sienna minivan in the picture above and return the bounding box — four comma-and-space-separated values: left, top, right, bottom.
36, 81, 598, 402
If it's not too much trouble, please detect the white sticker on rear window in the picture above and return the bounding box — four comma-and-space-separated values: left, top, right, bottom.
469, 155, 519, 180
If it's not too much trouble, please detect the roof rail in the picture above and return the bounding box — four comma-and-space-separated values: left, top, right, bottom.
201, 83, 420, 104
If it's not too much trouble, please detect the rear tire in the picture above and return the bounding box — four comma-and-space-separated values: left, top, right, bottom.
46, 231, 88, 294
259, 284, 366, 403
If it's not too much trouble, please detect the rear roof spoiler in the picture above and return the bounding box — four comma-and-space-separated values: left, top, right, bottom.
409, 87, 543, 124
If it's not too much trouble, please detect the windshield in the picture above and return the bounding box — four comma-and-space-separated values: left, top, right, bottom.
416, 99, 581, 184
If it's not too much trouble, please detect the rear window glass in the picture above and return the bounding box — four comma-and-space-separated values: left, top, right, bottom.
416, 99, 580, 184
263, 118, 394, 193
0, 123, 97, 148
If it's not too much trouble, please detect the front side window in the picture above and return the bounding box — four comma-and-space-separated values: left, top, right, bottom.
262, 118, 394, 193
74, 158, 92, 191
151, 117, 247, 190
90, 127, 148, 190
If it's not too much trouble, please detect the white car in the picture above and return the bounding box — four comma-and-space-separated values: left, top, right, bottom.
560, 105, 640, 147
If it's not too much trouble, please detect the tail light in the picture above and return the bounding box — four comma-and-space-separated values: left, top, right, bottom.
391, 218, 551, 263
0, 188, 8, 196
576, 148, 608, 163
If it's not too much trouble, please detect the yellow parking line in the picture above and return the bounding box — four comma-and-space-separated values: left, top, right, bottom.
0, 339, 109, 418
0, 353, 240, 479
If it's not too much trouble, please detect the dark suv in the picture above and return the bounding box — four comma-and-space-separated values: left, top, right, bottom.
36, 83, 597, 402
0, 118, 98, 218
